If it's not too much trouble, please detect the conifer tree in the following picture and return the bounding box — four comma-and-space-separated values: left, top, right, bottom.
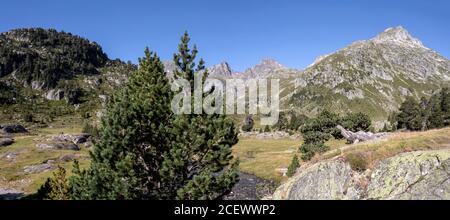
158, 32, 239, 200
69, 48, 174, 199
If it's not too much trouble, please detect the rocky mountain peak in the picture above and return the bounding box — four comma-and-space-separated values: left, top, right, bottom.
208, 62, 234, 77
258, 58, 286, 70
243, 58, 287, 78
372, 26, 424, 47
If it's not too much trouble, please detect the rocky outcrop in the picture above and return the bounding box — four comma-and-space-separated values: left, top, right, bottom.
273, 149, 450, 200
367, 150, 450, 200
0, 124, 27, 134
273, 158, 367, 200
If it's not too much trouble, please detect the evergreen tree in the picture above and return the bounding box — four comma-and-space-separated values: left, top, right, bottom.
158, 32, 239, 200
440, 87, 450, 126
397, 96, 422, 131
69, 48, 173, 199
426, 94, 444, 129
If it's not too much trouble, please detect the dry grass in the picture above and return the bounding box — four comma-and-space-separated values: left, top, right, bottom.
338, 127, 450, 169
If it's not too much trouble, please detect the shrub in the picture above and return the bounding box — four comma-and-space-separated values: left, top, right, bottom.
286, 154, 299, 177
300, 142, 329, 161
346, 152, 368, 172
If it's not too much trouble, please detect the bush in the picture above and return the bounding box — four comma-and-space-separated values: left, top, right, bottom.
299, 142, 329, 161
346, 152, 368, 172
32, 166, 70, 200
286, 155, 299, 177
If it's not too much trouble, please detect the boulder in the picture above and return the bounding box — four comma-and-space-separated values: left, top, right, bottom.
49, 133, 90, 144
37, 143, 80, 151
0, 124, 27, 134
0, 188, 23, 200
23, 163, 55, 174
0, 138, 14, 147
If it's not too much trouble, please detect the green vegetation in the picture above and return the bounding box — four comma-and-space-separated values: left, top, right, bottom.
393, 88, 450, 131
0, 28, 107, 88
286, 154, 299, 177
345, 152, 367, 172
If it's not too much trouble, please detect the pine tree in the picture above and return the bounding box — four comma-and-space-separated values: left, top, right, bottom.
440, 87, 450, 126
397, 96, 422, 131
69, 48, 174, 199
158, 32, 239, 200
426, 94, 444, 129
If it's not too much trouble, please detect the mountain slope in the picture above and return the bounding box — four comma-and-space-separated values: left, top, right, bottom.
288, 26, 450, 124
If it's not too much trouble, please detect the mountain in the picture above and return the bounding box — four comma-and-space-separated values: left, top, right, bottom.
0, 28, 135, 123
208, 62, 234, 77
0, 28, 109, 89
287, 26, 450, 125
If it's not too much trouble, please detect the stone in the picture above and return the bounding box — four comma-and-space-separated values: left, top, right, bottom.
44, 89, 64, 100
0, 138, 14, 147
0, 124, 27, 134
0, 188, 23, 200
23, 163, 55, 174
37, 143, 80, 151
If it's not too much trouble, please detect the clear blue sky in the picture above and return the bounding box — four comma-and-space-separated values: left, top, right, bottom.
1, 0, 449, 71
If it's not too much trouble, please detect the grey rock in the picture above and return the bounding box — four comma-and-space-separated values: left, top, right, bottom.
0, 138, 14, 147
273, 149, 450, 200
367, 150, 450, 200
273, 158, 365, 200
44, 89, 64, 100
0, 188, 23, 200
0, 124, 27, 134
37, 143, 80, 151
23, 163, 55, 174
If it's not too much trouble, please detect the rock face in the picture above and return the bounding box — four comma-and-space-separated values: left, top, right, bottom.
367, 150, 450, 200
273, 149, 450, 200
0, 124, 27, 134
